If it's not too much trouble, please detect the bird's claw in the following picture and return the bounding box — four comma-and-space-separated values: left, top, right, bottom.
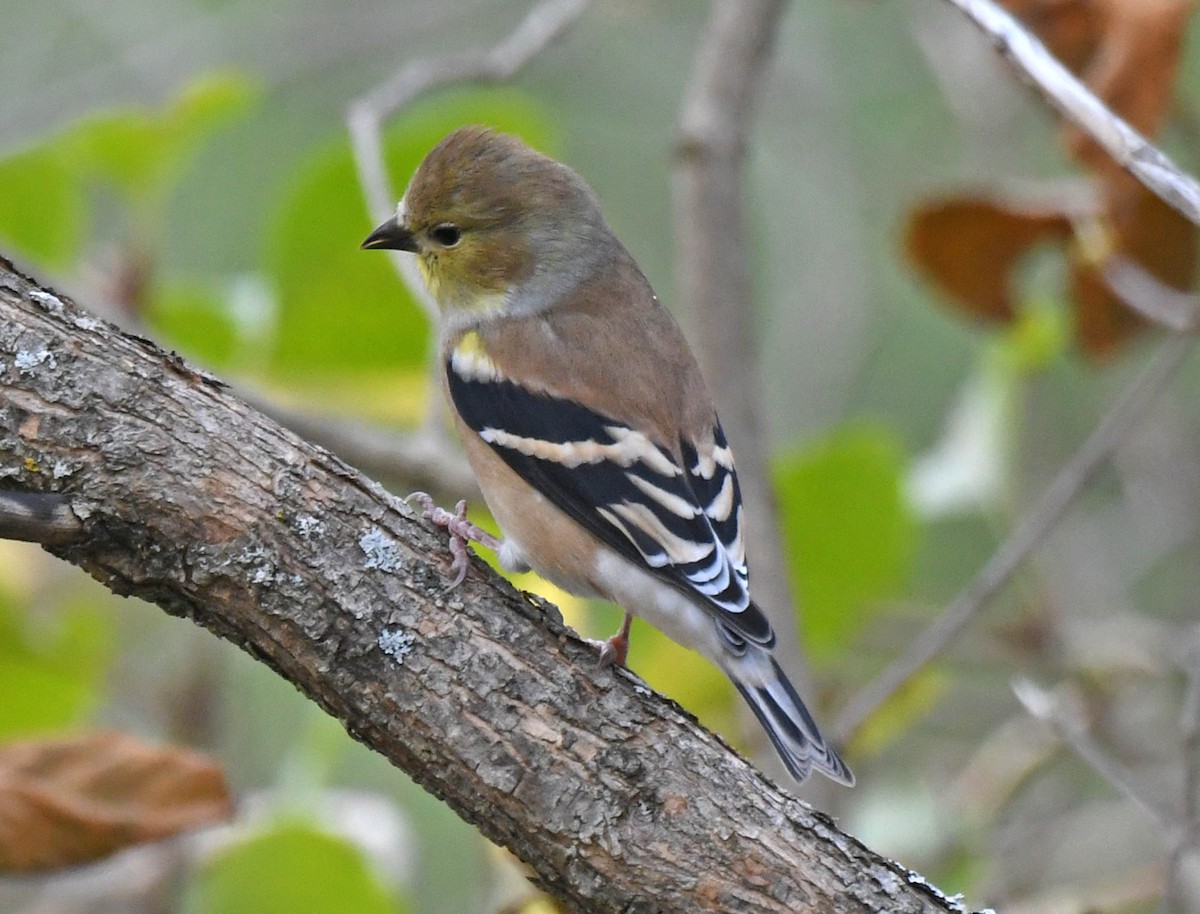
587, 617, 631, 670
589, 636, 627, 670
405, 492, 499, 589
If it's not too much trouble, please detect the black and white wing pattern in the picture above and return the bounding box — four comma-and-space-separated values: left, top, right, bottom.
447, 345, 774, 650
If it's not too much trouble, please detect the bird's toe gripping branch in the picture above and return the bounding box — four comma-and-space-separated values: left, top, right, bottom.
405, 493, 501, 589
586, 611, 633, 670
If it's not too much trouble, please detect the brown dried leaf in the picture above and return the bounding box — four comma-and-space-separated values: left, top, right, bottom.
999, 0, 1102, 72
0, 731, 234, 873
1069, 184, 1198, 356
904, 198, 1072, 323
911, 1, 1198, 359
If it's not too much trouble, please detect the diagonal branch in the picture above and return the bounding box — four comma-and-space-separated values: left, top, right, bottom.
943, 0, 1200, 227
0, 257, 974, 912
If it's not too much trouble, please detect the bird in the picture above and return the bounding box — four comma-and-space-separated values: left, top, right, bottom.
362, 126, 852, 786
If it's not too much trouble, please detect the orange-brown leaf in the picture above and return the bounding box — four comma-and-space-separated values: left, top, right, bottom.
999, 0, 1102, 72
0, 731, 234, 873
1070, 184, 1198, 356
905, 198, 1072, 323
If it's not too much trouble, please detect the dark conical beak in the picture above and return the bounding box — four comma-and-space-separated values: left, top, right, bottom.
361, 215, 419, 252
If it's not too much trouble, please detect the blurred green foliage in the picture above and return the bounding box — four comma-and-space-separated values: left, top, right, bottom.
0, 589, 112, 739
0, 150, 84, 268
775, 423, 918, 662
182, 822, 407, 914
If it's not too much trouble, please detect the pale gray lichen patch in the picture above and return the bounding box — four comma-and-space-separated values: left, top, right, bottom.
236, 543, 278, 586
29, 289, 64, 313
15, 347, 56, 374
71, 500, 97, 521
294, 513, 325, 539
52, 460, 73, 479
360, 527, 403, 572
378, 627, 415, 662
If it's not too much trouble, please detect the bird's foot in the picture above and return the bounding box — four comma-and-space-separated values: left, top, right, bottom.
405, 492, 500, 589
588, 612, 633, 670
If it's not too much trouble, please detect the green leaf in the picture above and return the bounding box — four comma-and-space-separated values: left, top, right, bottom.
0, 149, 85, 268
265, 88, 554, 377
61, 72, 257, 211
184, 822, 405, 914
146, 282, 240, 367
0, 594, 113, 739
774, 424, 918, 662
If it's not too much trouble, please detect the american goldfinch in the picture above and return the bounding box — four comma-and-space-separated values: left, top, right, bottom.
362, 126, 852, 786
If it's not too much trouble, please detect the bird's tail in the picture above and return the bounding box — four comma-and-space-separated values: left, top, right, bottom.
729, 656, 854, 786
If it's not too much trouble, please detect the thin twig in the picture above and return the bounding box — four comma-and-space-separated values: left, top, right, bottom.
943, 0, 1200, 228
835, 332, 1198, 742
0, 491, 82, 545
1012, 678, 1178, 833
1101, 255, 1200, 334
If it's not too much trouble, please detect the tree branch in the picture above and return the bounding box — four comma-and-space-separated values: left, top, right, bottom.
942, 0, 1200, 227
0, 257, 974, 911
0, 490, 81, 545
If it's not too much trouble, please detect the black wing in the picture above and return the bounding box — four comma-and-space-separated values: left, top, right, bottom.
447, 356, 773, 649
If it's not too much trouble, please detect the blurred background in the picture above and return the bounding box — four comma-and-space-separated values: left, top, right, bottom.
2, 0, 1199, 911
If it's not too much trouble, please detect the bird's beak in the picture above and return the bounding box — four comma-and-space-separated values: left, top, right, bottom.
361, 215, 419, 252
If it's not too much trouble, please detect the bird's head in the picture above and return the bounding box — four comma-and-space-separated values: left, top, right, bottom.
362, 126, 611, 319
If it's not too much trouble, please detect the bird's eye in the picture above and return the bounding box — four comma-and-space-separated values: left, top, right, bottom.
430, 223, 462, 248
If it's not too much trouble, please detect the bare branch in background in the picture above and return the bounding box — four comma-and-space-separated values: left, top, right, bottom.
672, 0, 813, 760
1012, 678, 1178, 832
1101, 254, 1200, 334
943, 0, 1200, 228
238, 389, 479, 500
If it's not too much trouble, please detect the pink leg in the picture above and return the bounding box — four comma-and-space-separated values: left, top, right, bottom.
406, 492, 500, 588
591, 612, 633, 669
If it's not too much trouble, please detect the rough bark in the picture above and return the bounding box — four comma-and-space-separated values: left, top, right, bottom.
0, 255, 965, 913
